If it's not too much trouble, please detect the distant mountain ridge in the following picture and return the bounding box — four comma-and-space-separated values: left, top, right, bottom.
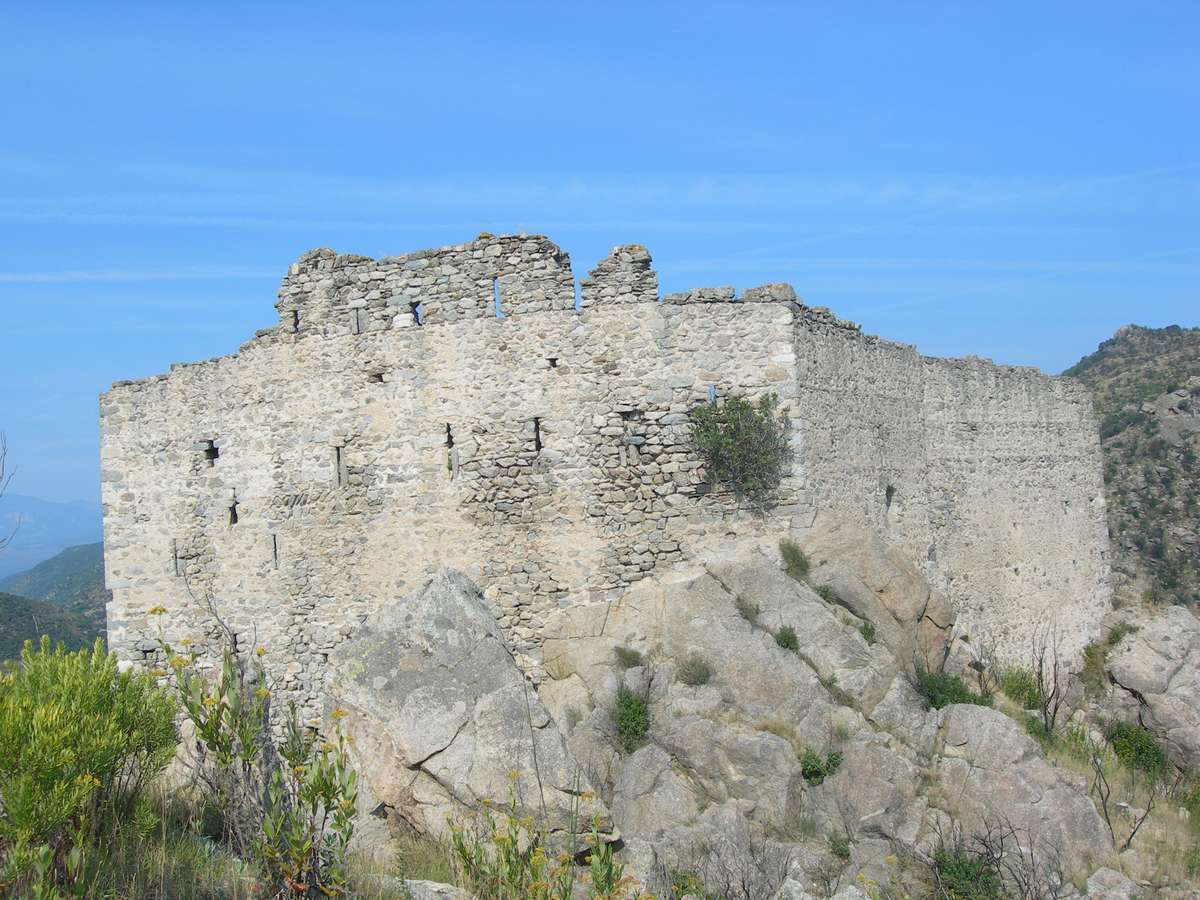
1065, 323, 1200, 604
0, 493, 102, 578
0, 542, 108, 662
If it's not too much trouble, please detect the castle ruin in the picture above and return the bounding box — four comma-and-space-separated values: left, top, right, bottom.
100, 234, 1112, 720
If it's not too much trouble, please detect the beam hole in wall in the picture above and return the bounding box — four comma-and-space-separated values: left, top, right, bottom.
533, 417, 543, 452
410, 301, 423, 326
200, 440, 219, 466
492, 277, 504, 318
618, 409, 642, 421
368, 371, 384, 384
548, 357, 558, 369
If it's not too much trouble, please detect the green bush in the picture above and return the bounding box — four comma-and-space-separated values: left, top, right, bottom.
779, 538, 811, 581
813, 583, 837, 603
828, 833, 851, 861
1107, 623, 1140, 646
614, 687, 650, 754
859, 621, 877, 645
0, 637, 176, 892
800, 749, 843, 786
1106, 720, 1168, 780
613, 646, 645, 670
689, 393, 792, 502
932, 846, 1003, 899
774, 625, 799, 652
999, 667, 1043, 710
914, 667, 992, 711
670, 868, 709, 898
677, 653, 713, 686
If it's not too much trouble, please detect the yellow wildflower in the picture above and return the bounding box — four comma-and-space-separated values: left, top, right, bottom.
148, 605, 167, 616
179, 637, 193, 647
330, 707, 348, 719
256, 646, 267, 657
255, 688, 270, 699
169, 655, 190, 669
202, 696, 218, 708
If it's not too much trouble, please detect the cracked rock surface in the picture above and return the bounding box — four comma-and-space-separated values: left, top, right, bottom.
328, 569, 608, 839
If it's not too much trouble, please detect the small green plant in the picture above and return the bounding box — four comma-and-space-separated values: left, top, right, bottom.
774, 625, 799, 652
613, 646, 645, 670
1081, 640, 1109, 696
813, 583, 837, 603
779, 539, 811, 581
1106, 720, 1168, 780
913, 666, 992, 711
818, 672, 838, 692
1107, 622, 1140, 646
735, 596, 761, 626
828, 832, 851, 861
801, 749, 843, 786
677, 653, 713, 686
1023, 713, 1055, 748
689, 393, 792, 503
859, 620, 877, 645
999, 667, 1043, 709
614, 687, 650, 754
670, 867, 709, 898
932, 845, 1003, 899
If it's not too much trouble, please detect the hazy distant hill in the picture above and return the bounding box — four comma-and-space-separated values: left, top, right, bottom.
1065, 324, 1200, 604
0, 542, 109, 637
0, 494, 102, 578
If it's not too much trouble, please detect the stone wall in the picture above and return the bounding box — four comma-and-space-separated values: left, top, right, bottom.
101, 234, 1111, 720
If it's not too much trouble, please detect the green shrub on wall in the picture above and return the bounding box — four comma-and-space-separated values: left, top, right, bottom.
689, 393, 792, 503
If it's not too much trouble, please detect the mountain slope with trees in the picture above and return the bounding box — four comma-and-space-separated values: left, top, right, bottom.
1065, 324, 1200, 604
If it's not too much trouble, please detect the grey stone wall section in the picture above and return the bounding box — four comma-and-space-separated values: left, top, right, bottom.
101, 233, 1111, 722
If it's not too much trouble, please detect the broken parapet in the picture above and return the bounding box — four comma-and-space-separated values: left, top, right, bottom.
579, 244, 658, 308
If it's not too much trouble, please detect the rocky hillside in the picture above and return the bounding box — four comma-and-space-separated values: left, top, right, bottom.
1065, 324, 1200, 605
329, 525, 1198, 897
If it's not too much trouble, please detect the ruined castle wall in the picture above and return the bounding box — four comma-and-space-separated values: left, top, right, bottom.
791, 315, 1111, 660
102, 235, 1111, 720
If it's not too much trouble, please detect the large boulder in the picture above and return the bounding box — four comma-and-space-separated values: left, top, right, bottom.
797, 515, 955, 667
328, 570, 606, 839
1104, 605, 1200, 770
932, 705, 1111, 871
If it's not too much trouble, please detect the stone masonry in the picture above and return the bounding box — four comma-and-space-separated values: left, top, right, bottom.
100, 234, 1112, 721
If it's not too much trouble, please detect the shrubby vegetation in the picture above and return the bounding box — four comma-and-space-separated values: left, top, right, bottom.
613, 686, 650, 754
913, 666, 992, 711
676, 652, 713, 686
689, 393, 792, 503
0, 637, 176, 896
799, 748, 843, 786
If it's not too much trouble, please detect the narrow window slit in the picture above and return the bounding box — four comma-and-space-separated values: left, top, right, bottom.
708, 385, 718, 405
410, 301, 423, 326
228, 500, 239, 526
334, 446, 346, 487
445, 424, 455, 449
172, 539, 182, 577
271, 534, 279, 569
200, 440, 219, 465
291, 309, 300, 330
573, 281, 582, 311
885, 485, 896, 509
445, 424, 457, 479
492, 277, 503, 317
350, 309, 363, 335
533, 417, 543, 452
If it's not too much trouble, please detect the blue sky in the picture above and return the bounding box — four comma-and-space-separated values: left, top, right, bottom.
0, 1, 1197, 504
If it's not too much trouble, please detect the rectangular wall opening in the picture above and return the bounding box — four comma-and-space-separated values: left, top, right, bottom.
533, 417, 543, 452
445, 424, 457, 478
228, 500, 239, 526
200, 440, 219, 466
492, 277, 503, 318
548, 357, 558, 368
291, 310, 300, 330
271, 534, 279, 569
708, 385, 718, 405
368, 371, 384, 383
410, 301, 423, 326
334, 446, 347, 487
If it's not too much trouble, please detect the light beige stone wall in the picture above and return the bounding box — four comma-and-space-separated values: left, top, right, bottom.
101, 234, 1110, 719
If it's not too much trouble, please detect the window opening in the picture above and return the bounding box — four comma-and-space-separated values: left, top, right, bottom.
548, 357, 558, 368
492, 277, 504, 317
172, 539, 182, 577
334, 446, 347, 487
271, 534, 279, 569
574, 280, 582, 311
533, 417, 543, 452
291, 309, 300, 330
228, 499, 239, 526
410, 301, 423, 326
368, 371, 384, 383
708, 385, 717, 405
885, 485, 896, 509
199, 440, 219, 466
